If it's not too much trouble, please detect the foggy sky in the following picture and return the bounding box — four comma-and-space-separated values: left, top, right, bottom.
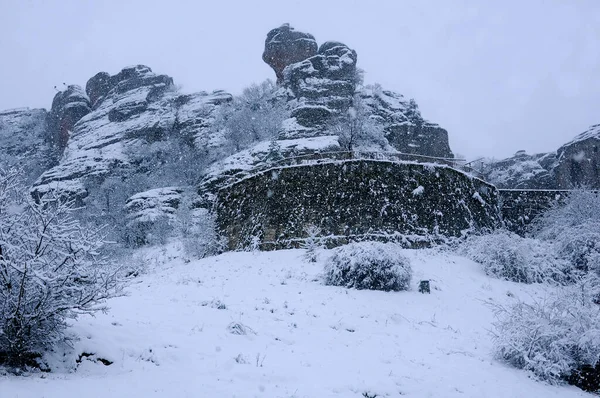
1, 0, 599, 160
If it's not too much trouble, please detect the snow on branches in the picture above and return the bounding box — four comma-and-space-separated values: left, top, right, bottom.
0, 168, 122, 368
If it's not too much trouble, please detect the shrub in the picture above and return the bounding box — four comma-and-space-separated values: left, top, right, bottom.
532, 190, 600, 241
323, 242, 412, 291
554, 227, 600, 275
490, 275, 600, 389
0, 169, 122, 369
461, 230, 567, 284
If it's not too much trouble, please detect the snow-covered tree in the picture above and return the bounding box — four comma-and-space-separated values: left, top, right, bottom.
0, 169, 122, 368
178, 204, 227, 259
330, 94, 387, 152
532, 190, 600, 277
301, 224, 322, 263
213, 80, 289, 154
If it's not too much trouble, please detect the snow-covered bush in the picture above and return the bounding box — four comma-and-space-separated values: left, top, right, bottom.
491, 275, 600, 388
532, 190, 600, 278
461, 230, 567, 284
533, 190, 600, 241
554, 228, 600, 275
323, 242, 412, 291
0, 169, 122, 368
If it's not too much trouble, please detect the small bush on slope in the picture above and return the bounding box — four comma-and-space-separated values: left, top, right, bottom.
323, 242, 412, 291
490, 274, 600, 390
530, 191, 600, 278
0, 169, 122, 369
461, 230, 567, 284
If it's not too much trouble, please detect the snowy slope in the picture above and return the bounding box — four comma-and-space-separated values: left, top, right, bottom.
1, 247, 588, 397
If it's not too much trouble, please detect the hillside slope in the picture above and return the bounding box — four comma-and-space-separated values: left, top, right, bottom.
1, 246, 587, 397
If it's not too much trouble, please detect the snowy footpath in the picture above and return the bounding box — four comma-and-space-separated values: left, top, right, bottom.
1, 247, 589, 397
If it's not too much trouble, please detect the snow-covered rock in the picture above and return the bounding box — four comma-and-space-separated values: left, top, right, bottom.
483, 150, 556, 189
263, 24, 453, 159
360, 86, 454, 158
0, 107, 53, 184
262, 23, 318, 84
484, 124, 600, 189
554, 124, 600, 189
32, 65, 232, 201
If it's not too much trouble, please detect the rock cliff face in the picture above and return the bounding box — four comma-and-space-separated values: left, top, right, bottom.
47, 85, 91, 154
484, 125, 600, 189
32, 65, 232, 201
360, 87, 453, 158
0, 108, 53, 183
262, 23, 318, 84
262, 24, 453, 159
554, 125, 600, 189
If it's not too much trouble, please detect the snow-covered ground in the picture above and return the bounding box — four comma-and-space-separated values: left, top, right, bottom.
1, 245, 589, 397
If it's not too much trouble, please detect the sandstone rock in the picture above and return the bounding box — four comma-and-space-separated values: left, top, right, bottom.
262, 23, 318, 84
282, 39, 358, 127
48, 85, 91, 153
33, 65, 231, 202
360, 87, 453, 158
483, 151, 555, 189
86, 72, 112, 108
124, 186, 184, 246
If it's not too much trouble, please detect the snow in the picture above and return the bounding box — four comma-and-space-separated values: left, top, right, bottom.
203, 135, 341, 180
565, 124, 600, 145
412, 186, 424, 196
1, 245, 588, 397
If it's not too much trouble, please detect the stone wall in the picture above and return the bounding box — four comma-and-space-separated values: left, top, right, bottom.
499, 189, 569, 235
215, 160, 501, 250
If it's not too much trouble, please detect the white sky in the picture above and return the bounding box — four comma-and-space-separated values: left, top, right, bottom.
1, 0, 599, 160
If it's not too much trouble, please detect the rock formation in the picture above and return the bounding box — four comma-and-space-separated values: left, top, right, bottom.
0, 107, 52, 183
261, 24, 453, 159
484, 125, 600, 190
262, 23, 318, 84
554, 124, 600, 189
47, 85, 90, 153
33, 65, 231, 201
